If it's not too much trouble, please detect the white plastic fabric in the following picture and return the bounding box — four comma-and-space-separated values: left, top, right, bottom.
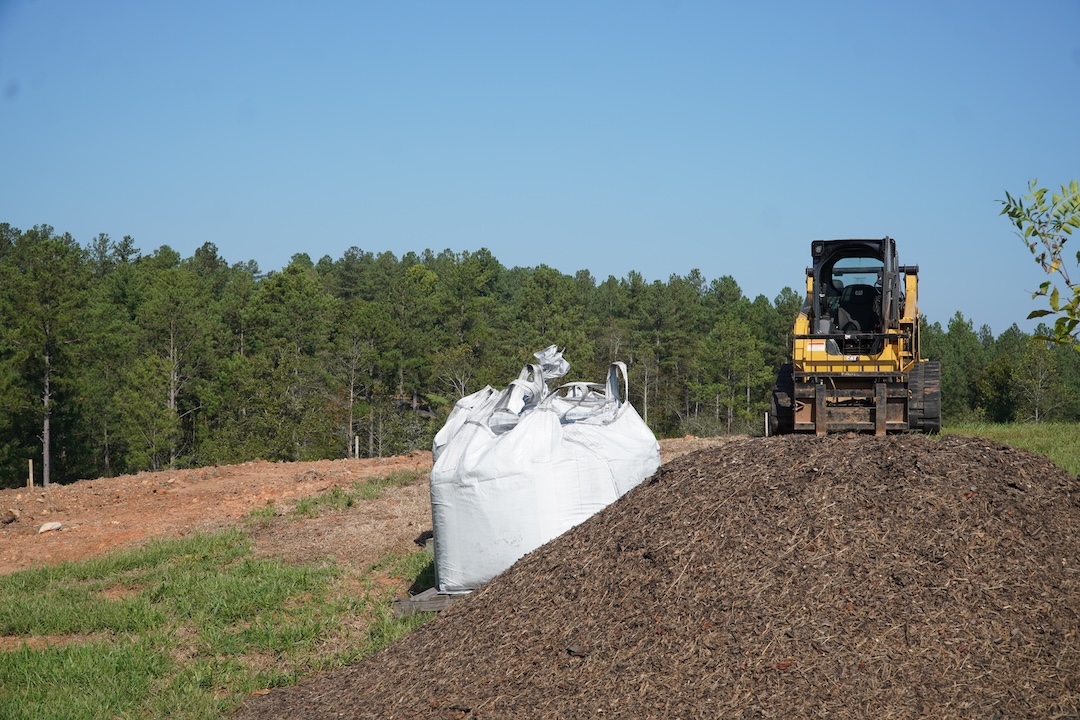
430, 356, 660, 594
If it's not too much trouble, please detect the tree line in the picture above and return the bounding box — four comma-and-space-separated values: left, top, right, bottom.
1, 223, 1078, 488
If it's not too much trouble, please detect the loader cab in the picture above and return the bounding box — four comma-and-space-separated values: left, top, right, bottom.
810, 238, 901, 355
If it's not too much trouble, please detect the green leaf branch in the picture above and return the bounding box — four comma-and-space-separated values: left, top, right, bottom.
1000, 179, 1080, 349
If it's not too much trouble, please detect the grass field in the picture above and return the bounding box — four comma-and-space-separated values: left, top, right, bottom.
944, 421, 1080, 476
0, 473, 434, 720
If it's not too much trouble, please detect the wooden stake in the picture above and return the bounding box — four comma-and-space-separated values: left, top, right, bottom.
28, 459, 33, 488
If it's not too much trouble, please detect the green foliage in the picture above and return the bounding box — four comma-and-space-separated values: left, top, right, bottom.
0, 222, 812, 485
3, 220, 1080, 485
920, 313, 985, 423
0, 528, 436, 720
0, 226, 91, 485
1012, 332, 1069, 422
113, 354, 183, 471
920, 316, 1080, 427
1000, 179, 1080, 349
690, 313, 771, 435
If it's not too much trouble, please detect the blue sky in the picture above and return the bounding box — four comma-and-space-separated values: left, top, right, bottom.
2, 1, 1079, 335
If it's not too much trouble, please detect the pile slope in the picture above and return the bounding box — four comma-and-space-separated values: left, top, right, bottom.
238, 434, 1080, 719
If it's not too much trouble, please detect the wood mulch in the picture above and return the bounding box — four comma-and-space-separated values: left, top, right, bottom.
235, 434, 1080, 719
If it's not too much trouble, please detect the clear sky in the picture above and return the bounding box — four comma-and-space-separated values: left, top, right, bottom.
2, 1, 1079, 335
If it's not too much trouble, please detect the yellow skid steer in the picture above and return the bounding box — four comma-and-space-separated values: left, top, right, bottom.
770, 238, 941, 436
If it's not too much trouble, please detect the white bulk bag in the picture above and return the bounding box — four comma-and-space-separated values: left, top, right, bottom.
430, 360, 660, 594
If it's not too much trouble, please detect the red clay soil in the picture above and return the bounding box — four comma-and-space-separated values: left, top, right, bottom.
234, 434, 1080, 720
0, 453, 433, 575
0, 437, 721, 575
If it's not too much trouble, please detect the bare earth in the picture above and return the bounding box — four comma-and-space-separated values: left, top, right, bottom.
0, 437, 726, 576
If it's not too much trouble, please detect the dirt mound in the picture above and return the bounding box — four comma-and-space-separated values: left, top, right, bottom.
236, 434, 1080, 719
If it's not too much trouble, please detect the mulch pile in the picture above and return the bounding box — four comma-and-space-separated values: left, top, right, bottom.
237, 434, 1079, 719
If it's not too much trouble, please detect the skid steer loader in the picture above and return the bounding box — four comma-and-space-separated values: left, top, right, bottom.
769, 237, 941, 436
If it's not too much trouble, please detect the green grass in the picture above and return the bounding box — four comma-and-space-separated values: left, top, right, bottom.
1, 635, 172, 719
246, 504, 278, 528
944, 421, 1080, 476
0, 471, 436, 720
292, 469, 427, 518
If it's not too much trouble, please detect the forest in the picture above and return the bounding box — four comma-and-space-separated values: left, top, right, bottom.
2, 222, 1079, 489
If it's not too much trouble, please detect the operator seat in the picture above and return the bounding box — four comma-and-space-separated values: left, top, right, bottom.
839, 284, 879, 332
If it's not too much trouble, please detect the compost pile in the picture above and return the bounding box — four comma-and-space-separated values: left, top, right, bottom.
237, 434, 1079, 719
